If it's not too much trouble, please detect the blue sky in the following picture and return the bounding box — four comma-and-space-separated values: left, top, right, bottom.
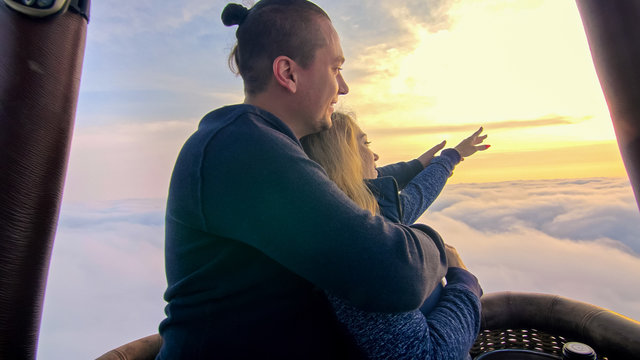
34, 0, 640, 358
64, 0, 627, 205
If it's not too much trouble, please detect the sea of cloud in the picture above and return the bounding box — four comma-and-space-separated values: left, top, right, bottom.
419, 177, 640, 321
37, 177, 640, 359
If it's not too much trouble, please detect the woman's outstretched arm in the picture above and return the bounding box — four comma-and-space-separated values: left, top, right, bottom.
400, 127, 490, 224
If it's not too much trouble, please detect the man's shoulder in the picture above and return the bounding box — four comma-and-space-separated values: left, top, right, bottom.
181, 104, 307, 172
198, 104, 296, 142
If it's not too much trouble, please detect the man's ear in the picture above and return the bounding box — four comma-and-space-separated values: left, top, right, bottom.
273, 56, 298, 93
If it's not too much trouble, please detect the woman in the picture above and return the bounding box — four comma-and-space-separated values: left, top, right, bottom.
301, 112, 489, 360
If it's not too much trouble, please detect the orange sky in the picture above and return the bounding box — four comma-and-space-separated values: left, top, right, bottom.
336, 0, 627, 183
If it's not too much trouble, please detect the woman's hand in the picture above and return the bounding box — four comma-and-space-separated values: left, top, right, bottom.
454, 127, 490, 160
417, 140, 447, 168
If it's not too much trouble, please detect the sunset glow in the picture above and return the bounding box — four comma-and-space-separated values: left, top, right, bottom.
338, 0, 623, 182
35, 1, 639, 358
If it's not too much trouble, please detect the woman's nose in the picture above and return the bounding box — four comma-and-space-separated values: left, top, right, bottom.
373, 153, 379, 161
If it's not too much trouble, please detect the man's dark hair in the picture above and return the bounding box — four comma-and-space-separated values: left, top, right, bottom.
221, 0, 330, 96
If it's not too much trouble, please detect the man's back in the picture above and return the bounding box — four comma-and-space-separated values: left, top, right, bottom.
157, 104, 447, 358
158, 105, 365, 358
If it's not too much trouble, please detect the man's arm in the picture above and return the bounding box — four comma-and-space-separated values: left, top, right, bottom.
325, 245, 482, 360
425, 245, 483, 359
424, 267, 482, 360
201, 119, 447, 312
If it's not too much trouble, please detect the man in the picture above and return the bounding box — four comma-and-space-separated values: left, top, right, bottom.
156, 1, 449, 358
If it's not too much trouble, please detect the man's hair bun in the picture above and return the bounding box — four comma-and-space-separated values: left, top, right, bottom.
221, 3, 250, 26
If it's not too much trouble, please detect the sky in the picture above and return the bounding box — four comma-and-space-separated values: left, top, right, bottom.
34, 0, 640, 358
61, 0, 628, 203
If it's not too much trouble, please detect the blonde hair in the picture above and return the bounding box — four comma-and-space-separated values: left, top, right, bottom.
301, 112, 379, 215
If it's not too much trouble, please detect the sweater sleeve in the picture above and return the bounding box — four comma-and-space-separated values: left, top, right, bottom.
400, 149, 461, 224
197, 115, 447, 312
423, 267, 482, 360
376, 159, 424, 189
327, 267, 482, 360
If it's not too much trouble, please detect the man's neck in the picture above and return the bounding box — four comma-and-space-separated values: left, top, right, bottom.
245, 93, 305, 139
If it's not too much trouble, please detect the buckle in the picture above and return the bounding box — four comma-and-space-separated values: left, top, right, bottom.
4, 0, 90, 21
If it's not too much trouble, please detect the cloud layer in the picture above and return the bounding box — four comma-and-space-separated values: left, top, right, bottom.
426, 178, 640, 254
30, 1, 638, 357
420, 177, 640, 320
39, 199, 167, 359
38, 177, 640, 359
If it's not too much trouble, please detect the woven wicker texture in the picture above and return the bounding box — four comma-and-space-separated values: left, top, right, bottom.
470, 329, 609, 360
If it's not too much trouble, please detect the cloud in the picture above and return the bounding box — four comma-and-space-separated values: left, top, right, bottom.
390, 0, 459, 32
325, 0, 459, 82
86, 0, 223, 43
418, 177, 640, 320
61, 199, 165, 228
39, 199, 167, 359
37, 177, 640, 359
423, 211, 640, 320
426, 178, 640, 254
335, 0, 610, 150
329, 0, 458, 44
367, 115, 585, 137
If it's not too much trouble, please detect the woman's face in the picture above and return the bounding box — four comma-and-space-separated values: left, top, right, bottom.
357, 130, 379, 179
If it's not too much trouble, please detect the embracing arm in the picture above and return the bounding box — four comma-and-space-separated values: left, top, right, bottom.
327, 264, 482, 360
427, 244, 482, 360
424, 267, 483, 360
202, 120, 447, 312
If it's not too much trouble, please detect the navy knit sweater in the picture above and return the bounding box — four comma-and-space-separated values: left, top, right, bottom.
157, 105, 449, 359
327, 151, 483, 360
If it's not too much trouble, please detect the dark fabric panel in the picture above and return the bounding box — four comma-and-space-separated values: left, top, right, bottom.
576, 0, 640, 210
0, 6, 88, 359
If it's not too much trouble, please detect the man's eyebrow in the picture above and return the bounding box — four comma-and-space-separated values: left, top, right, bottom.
335, 56, 345, 65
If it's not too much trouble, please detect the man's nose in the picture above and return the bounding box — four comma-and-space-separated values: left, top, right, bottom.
338, 73, 349, 95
